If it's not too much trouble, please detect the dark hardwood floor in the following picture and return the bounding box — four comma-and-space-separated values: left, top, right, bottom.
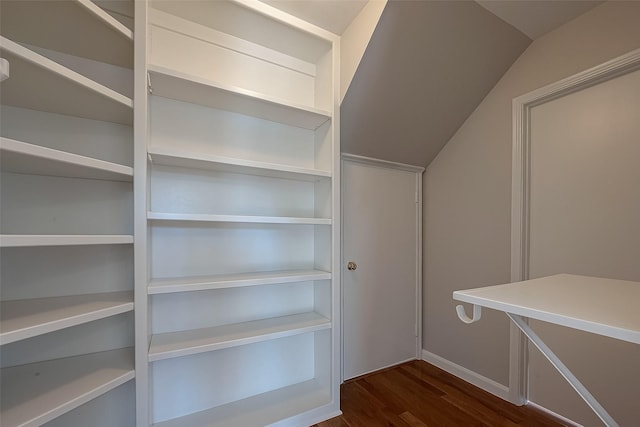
312, 360, 566, 427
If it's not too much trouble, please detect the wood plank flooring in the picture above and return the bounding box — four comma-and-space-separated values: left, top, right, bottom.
312, 360, 567, 427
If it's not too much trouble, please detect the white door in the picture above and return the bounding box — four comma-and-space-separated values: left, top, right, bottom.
342, 155, 422, 380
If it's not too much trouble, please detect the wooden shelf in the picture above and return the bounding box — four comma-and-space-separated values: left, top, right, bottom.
153, 378, 330, 427
1, 137, 133, 182
148, 146, 331, 182
148, 312, 331, 362
0, 348, 135, 427
147, 212, 332, 225
148, 269, 332, 294
148, 65, 331, 130
0, 36, 133, 125
0, 235, 134, 248
1, 0, 133, 68
0, 292, 134, 345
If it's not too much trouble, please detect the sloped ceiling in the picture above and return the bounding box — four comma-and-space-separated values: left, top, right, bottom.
340, 0, 531, 167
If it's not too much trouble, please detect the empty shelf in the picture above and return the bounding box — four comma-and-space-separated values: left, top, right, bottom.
0, 235, 134, 247
0, 292, 134, 345
0, 36, 133, 125
148, 146, 331, 182
148, 65, 331, 130
149, 312, 331, 362
1, 137, 133, 181
148, 269, 332, 294
147, 212, 332, 225
0, 348, 135, 427
1, 0, 133, 68
153, 378, 331, 427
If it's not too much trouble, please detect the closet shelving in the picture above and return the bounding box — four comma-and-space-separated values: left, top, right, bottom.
0, 0, 135, 426
148, 312, 331, 362
147, 65, 331, 130
0, 292, 134, 345
1, 137, 133, 181
0, 36, 132, 125
148, 269, 332, 294
1, 348, 135, 427
146, 1, 340, 425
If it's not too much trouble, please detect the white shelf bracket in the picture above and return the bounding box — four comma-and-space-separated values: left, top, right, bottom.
456, 304, 481, 324
147, 72, 152, 94
1, 58, 9, 82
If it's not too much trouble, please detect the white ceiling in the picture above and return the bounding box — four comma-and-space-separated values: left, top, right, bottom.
476, 0, 604, 40
262, 0, 605, 39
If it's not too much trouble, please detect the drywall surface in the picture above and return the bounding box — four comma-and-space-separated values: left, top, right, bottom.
340, 0, 530, 167
424, 0, 640, 390
340, 0, 386, 103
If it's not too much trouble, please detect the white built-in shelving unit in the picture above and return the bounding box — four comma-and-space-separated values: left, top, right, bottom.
2, 1, 341, 425
0, 1, 136, 426
145, 1, 341, 425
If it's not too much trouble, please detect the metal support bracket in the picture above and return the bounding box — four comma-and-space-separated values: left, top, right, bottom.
507, 313, 619, 427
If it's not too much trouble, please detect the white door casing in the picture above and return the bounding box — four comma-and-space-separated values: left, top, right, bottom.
341, 154, 423, 381
511, 49, 640, 424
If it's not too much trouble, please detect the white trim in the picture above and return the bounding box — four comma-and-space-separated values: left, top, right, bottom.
527, 401, 582, 427
510, 47, 640, 406
341, 153, 425, 173
421, 349, 510, 401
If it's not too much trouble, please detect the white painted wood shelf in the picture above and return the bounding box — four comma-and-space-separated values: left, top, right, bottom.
147, 65, 331, 130
0, 292, 134, 345
148, 312, 331, 362
0, 36, 133, 125
0, 235, 134, 247
148, 269, 332, 294
454, 274, 640, 344
0, 348, 135, 427
152, 378, 330, 427
148, 146, 331, 182
147, 212, 332, 225
0, 0, 133, 68
0, 137, 133, 181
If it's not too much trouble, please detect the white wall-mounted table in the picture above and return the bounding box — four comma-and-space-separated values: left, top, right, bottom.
453, 274, 640, 427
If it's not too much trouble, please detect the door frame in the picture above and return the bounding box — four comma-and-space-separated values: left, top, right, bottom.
340, 153, 424, 382
509, 48, 640, 405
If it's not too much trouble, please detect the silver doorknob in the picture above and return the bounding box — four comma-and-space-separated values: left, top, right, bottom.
347, 261, 357, 271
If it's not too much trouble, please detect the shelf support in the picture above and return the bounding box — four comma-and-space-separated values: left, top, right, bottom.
506, 313, 620, 427
455, 304, 481, 324
1, 58, 9, 81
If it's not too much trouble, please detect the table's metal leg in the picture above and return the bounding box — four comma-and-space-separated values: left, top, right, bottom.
506, 313, 619, 427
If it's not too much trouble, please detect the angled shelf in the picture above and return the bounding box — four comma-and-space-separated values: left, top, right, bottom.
1, 137, 133, 181
147, 65, 331, 130
148, 146, 331, 182
148, 312, 331, 362
147, 212, 332, 225
0, 235, 134, 248
0, 0, 133, 68
148, 269, 332, 294
0, 292, 134, 345
152, 378, 330, 427
0, 36, 133, 125
0, 348, 135, 427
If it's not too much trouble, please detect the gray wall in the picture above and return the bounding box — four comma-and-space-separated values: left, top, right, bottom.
340, 0, 530, 167
424, 0, 640, 388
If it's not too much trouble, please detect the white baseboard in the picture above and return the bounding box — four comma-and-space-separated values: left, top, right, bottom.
527, 401, 582, 427
421, 349, 581, 427
421, 349, 510, 401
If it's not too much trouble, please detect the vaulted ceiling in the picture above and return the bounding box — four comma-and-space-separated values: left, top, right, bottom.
264, 0, 604, 167
340, 0, 531, 166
